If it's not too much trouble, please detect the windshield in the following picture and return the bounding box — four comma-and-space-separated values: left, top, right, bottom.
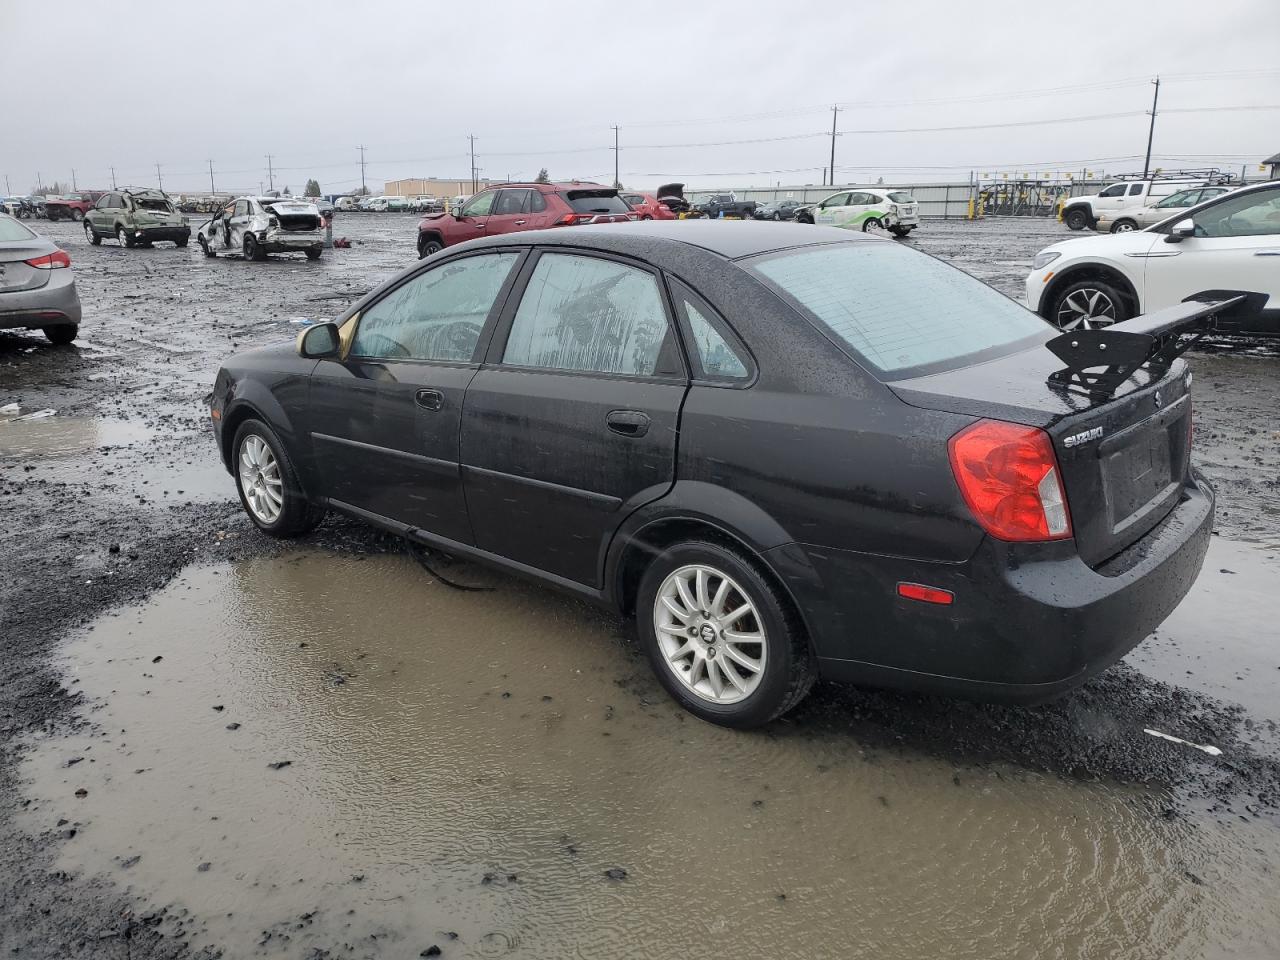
749, 242, 1048, 379
887, 192, 914, 203
0, 216, 37, 241
562, 191, 629, 214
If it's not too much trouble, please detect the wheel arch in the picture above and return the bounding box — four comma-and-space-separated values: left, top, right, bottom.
219, 392, 315, 498
1040, 262, 1140, 320
417, 228, 445, 256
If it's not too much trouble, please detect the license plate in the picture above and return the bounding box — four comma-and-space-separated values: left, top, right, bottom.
1105, 430, 1174, 527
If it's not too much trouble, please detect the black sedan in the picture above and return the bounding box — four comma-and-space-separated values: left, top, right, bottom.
754, 199, 805, 221
210, 221, 1214, 727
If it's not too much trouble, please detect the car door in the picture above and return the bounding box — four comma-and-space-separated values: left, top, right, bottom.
226, 199, 251, 250
1142, 186, 1280, 330
452, 190, 496, 240
307, 249, 526, 543
89, 194, 115, 232
485, 189, 533, 237
813, 192, 853, 227
1092, 182, 1129, 217
459, 249, 689, 586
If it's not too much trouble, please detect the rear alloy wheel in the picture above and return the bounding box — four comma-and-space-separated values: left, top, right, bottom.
1110, 219, 1138, 234
43, 325, 78, 345
1052, 279, 1130, 331
637, 540, 814, 728
84, 220, 101, 245
862, 217, 887, 235
116, 225, 134, 248
232, 420, 325, 537
772, 212, 782, 221
243, 234, 265, 261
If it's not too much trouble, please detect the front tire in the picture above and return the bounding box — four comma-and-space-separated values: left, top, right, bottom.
636, 540, 814, 728
199, 235, 215, 257
85, 221, 101, 245
44, 325, 78, 345
1051, 278, 1131, 331
417, 236, 443, 259
1064, 207, 1091, 231
232, 419, 325, 537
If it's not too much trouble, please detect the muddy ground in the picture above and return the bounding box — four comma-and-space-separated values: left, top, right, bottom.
1, 215, 1278, 958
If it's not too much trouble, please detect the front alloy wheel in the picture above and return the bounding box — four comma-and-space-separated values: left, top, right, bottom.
238, 434, 283, 525
654, 564, 767, 705
1054, 284, 1121, 330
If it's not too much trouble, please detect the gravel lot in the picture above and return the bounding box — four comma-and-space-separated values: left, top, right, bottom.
2, 214, 1278, 958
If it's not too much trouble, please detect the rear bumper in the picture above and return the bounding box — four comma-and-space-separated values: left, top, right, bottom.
261, 230, 323, 252
769, 469, 1214, 703
135, 226, 191, 242
0, 275, 82, 329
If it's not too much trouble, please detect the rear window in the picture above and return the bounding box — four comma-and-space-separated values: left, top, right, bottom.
749, 242, 1048, 379
0, 217, 36, 241
887, 192, 914, 203
134, 197, 175, 213
561, 191, 629, 214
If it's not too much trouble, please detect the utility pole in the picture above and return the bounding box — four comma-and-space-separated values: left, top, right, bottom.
155, 162, 164, 191
1141, 76, 1160, 180
71, 169, 78, 191
611, 125, 620, 188
4, 175, 10, 194
265, 154, 275, 192
357, 145, 367, 195
110, 167, 117, 189
828, 105, 841, 187
468, 135, 477, 194
207, 160, 216, 194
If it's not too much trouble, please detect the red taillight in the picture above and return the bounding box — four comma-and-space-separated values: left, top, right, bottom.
554, 212, 587, 226
897, 582, 954, 605
948, 419, 1071, 542
26, 250, 71, 270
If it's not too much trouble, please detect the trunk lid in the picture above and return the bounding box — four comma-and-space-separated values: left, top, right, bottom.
891, 342, 1192, 568
0, 242, 52, 293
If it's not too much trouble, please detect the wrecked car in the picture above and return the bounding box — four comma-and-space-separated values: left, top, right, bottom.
196, 196, 324, 261
84, 188, 190, 248
209, 221, 1217, 728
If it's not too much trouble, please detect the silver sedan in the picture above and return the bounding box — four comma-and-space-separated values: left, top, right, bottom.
0, 214, 82, 344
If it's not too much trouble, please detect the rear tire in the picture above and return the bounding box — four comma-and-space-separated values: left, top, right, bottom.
1109, 219, 1138, 234
305, 248, 322, 260
861, 217, 885, 234
243, 234, 265, 261
772, 212, 782, 221
44, 325, 78, 345
116, 225, 134, 248
636, 540, 815, 728
1064, 207, 1091, 231
175, 236, 189, 248
232, 419, 326, 537
70, 209, 84, 222
890, 225, 913, 237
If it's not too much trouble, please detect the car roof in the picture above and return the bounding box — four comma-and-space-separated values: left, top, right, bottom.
480, 219, 875, 261
491, 181, 613, 192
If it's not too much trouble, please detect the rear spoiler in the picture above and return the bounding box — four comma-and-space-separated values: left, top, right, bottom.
1045, 292, 1261, 399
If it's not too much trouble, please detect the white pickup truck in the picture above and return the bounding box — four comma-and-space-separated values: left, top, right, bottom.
1061, 177, 1218, 231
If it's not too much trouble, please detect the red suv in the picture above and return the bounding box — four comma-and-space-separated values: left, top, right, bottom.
416, 182, 636, 258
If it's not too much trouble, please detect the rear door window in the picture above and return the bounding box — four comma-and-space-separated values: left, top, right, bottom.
351, 252, 520, 361
561, 191, 630, 215
493, 190, 531, 215
671, 282, 750, 382
749, 242, 1047, 379
502, 253, 678, 377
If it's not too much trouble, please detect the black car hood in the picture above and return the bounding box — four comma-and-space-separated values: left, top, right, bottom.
888, 341, 1164, 427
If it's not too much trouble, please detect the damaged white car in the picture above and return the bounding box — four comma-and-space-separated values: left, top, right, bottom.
196, 196, 325, 261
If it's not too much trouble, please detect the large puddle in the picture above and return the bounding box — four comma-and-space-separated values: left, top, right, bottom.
19, 547, 1280, 958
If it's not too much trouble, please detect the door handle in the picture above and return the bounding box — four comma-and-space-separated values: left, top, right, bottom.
1254, 250, 1280, 256
606, 409, 650, 437
415, 388, 444, 411
514, 220, 526, 225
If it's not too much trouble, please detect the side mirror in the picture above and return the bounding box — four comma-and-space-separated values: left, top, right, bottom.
1165, 218, 1195, 243
297, 321, 341, 359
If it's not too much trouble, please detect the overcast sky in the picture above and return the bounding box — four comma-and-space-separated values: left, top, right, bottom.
4, 0, 1278, 196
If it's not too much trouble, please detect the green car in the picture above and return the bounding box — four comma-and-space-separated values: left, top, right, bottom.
84, 188, 191, 249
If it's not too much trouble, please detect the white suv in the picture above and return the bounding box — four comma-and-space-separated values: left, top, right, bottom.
1027, 181, 1280, 334
1061, 177, 1218, 231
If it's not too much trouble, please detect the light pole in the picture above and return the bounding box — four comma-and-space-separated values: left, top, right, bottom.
1141, 77, 1161, 180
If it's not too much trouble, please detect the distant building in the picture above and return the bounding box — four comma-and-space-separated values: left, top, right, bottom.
1266, 152, 1280, 180
383, 177, 493, 198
